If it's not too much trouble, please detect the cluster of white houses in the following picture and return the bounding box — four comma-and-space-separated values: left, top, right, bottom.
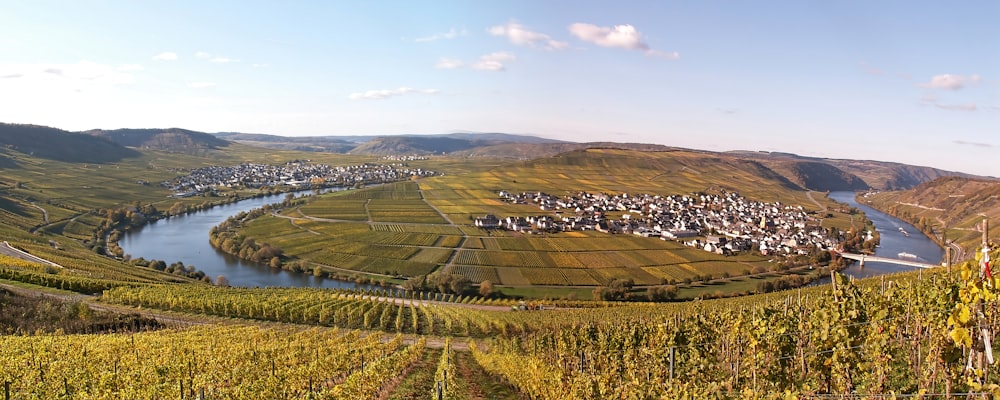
163, 161, 436, 197
476, 190, 840, 257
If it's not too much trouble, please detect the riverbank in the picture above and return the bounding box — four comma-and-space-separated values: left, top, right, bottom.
826, 191, 945, 278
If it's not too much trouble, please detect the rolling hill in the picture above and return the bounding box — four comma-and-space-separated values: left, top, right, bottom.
730, 151, 977, 191
84, 128, 228, 153
0, 123, 141, 164
479, 148, 803, 201
214, 132, 567, 155
213, 132, 362, 153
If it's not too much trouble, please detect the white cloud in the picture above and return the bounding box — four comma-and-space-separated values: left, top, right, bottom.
117, 64, 143, 72
153, 52, 178, 61
472, 52, 516, 71
348, 87, 439, 100
488, 21, 567, 50
570, 23, 647, 50
920, 74, 982, 90
435, 58, 465, 69
415, 28, 466, 42
188, 82, 217, 89
195, 51, 212, 59
568, 23, 678, 58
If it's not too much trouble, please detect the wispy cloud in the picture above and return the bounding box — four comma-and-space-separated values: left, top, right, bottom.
0, 61, 137, 91
195, 51, 211, 59
152, 52, 178, 61
435, 58, 465, 69
954, 140, 992, 148
472, 52, 516, 71
934, 103, 978, 111
569, 23, 678, 59
348, 87, 439, 100
919, 74, 981, 90
188, 82, 217, 89
488, 21, 567, 50
415, 28, 466, 42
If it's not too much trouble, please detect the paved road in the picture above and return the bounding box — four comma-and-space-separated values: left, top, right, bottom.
0, 241, 62, 268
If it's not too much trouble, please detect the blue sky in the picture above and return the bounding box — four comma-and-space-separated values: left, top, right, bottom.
1, 1, 997, 176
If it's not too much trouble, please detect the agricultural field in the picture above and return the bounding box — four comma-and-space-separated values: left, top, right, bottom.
222, 150, 852, 294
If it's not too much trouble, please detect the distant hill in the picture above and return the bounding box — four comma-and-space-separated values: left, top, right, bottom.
865, 176, 1000, 258
756, 159, 868, 192
84, 128, 228, 154
214, 132, 361, 153
214, 132, 567, 155
730, 151, 975, 191
349, 136, 483, 155
483, 148, 801, 201
0, 123, 141, 165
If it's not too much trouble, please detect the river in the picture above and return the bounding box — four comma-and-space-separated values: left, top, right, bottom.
826, 191, 945, 278
119, 189, 379, 289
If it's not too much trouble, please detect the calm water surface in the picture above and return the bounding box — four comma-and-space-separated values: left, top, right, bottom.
120, 189, 377, 289
827, 191, 945, 279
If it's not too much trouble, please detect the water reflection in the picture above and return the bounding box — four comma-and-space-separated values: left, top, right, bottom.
120, 189, 381, 289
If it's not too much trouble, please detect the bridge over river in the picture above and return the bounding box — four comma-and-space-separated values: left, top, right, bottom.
837, 252, 942, 270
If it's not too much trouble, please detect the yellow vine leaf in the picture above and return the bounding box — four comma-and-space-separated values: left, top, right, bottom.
950, 327, 972, 348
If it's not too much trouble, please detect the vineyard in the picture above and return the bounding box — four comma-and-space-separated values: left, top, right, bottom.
229, 179, 790, 291
89, 250, 1000, 397
0, 325, 427, 399
5, 140, 999, 397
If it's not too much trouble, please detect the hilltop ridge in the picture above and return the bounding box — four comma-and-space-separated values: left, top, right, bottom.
0, 122, 983, 192
0, 123, 140, 164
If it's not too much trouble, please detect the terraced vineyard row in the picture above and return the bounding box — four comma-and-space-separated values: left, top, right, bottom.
102, 285, 529, 337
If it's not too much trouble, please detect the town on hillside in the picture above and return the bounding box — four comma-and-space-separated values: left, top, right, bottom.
161, 161, 437, 197
478, 190, 843, 257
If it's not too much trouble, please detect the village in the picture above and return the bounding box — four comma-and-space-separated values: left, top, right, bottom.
162, 161, 437, 197
478, 190, 840, 257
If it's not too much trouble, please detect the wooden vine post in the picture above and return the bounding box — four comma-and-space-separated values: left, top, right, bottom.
976, 219, 995, 382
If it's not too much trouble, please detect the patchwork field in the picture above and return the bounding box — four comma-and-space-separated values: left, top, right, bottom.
235, 163, 810, 289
